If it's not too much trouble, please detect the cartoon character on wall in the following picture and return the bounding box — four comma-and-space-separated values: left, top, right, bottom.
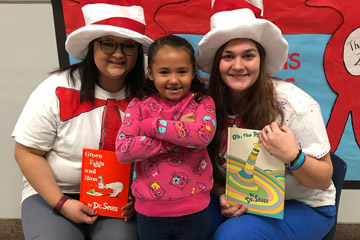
306, 0, 360, 151
142, 0, 211, 40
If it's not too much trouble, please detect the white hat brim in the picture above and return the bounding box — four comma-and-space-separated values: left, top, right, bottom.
65, 25, 153, 60
197, 19, 288, 74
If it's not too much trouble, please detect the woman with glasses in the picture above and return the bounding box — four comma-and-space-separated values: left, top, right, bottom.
11, 1, 152, 239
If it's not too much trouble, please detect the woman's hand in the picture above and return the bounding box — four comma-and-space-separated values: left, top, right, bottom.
60, 199, 98, 224
121, 196, 136, 221
259, 122, 299, 164
14, 143, 99, 224
219, 194, 247, 218
260, 122, 333, 190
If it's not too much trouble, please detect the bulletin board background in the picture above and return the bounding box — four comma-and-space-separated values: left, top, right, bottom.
51, 0, 360, 189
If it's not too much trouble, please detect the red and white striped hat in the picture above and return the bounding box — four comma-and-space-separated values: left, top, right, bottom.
66, 0, 153, 60
197, 0, 288, 74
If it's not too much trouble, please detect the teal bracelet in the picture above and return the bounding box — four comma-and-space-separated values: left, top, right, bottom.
291, 152, 306, 170
285, 149, 306, 170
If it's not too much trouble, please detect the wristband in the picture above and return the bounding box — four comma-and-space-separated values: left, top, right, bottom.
291, 149, 302, 163
294, 153, 306, 169
54, 195, 68, 212
285, 149, 306, 170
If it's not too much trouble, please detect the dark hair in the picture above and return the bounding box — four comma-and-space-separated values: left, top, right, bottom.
207, 39, 284, 184
141, 34, 207, 102
52, 40, 145, 103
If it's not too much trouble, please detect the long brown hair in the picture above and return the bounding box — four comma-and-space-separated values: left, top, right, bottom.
207, 39, 284, 184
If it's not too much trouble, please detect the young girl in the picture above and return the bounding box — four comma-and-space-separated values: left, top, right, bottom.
116, 34, 216, 240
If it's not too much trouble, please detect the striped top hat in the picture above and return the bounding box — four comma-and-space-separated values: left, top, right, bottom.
66, 0, 153, 60
197, 0, 288, 74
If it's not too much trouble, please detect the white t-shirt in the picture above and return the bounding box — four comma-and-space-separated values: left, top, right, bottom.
275, 80, 335, 207
12, 71, 128, 202
217, 80, 335, 208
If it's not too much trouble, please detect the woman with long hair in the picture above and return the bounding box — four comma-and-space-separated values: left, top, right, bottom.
197, 1, 336, 239
12, 1, 152, 239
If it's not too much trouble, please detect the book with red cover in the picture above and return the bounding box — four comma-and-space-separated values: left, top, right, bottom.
80, 148, 131, 218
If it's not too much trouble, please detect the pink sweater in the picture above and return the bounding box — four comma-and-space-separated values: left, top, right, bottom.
116, 92, 216, 217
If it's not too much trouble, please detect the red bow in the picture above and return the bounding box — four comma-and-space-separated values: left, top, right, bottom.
56, 87, 131, 151
227, 116, 242, 128
219, 116, 243, 162
56, 87, 130, 121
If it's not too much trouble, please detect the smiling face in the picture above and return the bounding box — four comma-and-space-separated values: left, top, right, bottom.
148, 45, 195, 101
219, 38, 260, 99
94, 35, 138, 92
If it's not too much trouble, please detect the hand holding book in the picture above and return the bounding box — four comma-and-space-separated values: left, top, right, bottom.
80, 149, 132, 219
219, 193, 247, 218
259, 122, 299, 165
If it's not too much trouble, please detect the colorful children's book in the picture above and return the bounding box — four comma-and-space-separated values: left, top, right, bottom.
226, 128, 285, 219
80, 149, 131, 218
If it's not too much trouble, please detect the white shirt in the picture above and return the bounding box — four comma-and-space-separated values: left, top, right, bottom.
217, 80, 335, 207
12, 71, 127, 202
275, 80, 335, 207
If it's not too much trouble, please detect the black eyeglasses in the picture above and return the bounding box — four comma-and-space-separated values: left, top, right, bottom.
96, 40, 139, 56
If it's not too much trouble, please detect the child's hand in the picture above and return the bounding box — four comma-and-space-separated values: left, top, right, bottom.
219, 194, 247, 218
121, 196, 136, 221
179, 113, 196, 122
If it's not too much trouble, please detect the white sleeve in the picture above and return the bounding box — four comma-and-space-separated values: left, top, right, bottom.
289, 103, 330, 159
12, 75, 60, 151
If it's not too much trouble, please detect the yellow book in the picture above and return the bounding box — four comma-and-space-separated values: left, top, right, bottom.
226, 128, 285, 219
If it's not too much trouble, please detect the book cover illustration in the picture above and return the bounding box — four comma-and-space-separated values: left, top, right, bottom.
226, 128, 285, 219
80, 149, 131, 218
